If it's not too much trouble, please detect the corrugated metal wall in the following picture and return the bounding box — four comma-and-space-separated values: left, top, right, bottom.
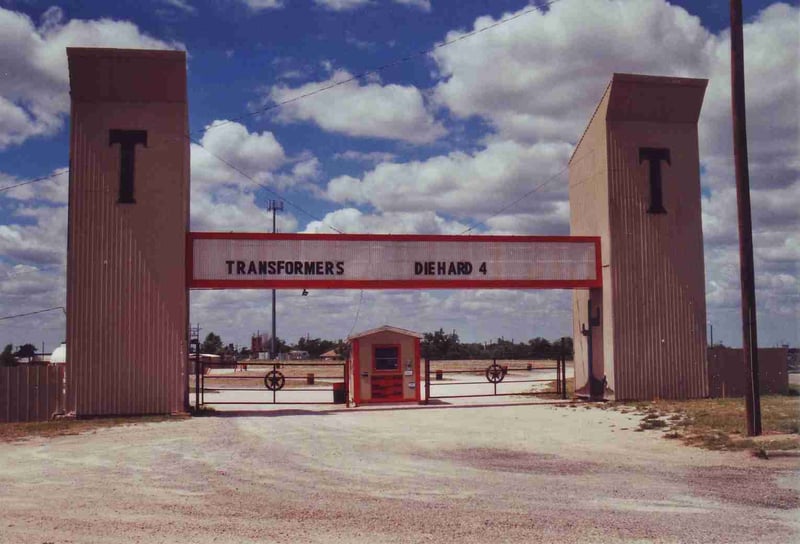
66, 48, 189, 415
570, 74, 709, 401
0, 366, 65, 423
569, 84, 612, 395
605, 75, 708, 400
708, 347, 789, 397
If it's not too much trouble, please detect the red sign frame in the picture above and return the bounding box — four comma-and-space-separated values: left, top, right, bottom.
187, 232, 602, 290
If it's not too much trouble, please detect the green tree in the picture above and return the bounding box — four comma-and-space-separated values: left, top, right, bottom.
201, 332, 223, 355
14, 343, 37, 360
1, 344, 17, 367
421, 329, 459, 359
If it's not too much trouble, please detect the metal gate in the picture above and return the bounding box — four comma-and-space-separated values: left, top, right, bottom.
193, 354, 349, 408
423, 351, 568, 404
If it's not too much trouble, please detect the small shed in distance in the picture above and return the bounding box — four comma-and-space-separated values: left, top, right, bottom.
320, 349, 342, 361
348, 325, 421, 406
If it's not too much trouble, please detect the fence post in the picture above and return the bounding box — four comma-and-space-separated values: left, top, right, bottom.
561, 338, 567, 400
344, 358, 350, 408
556, 357, 561, 396
424, 358, 430, 405
194, 342, 200, 410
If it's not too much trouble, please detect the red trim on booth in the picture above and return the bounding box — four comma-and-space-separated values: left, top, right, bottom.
372, 344, 402, 374
369, 344, 404, 403
352, 339, 360, 406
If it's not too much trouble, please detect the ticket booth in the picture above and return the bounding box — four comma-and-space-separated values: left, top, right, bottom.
348, 326, 421, 406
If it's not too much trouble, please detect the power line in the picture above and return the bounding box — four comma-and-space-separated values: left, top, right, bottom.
2, 264, 65, 280
4, 0, 561, 229
460, 164, 569, 234
0, 306, 66, 322
0, 168, 68, 193
346, 290, 365, 339
197, 0, 559, 136
189, 137, 344, 233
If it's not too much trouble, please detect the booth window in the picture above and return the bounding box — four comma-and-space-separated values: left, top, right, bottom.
374, 346, 399, 371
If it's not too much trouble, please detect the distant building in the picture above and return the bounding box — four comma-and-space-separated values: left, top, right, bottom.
320, 349, 342, 361
288, 350, 310, 360
51, 343, 67, 365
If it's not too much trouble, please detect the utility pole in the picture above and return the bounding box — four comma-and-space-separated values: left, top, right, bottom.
730, 0, 761, 436
268, 200, 283, 360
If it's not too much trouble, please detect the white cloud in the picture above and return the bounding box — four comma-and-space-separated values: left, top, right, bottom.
324, 139, 572, 217
0, 205, 67, 266
0, 259, 66, 349
0, 169, 69, 204
432, 0, 712, 143
313, 0, 431, 11
159, 0, 196, 14
0, 6, 183, 149
269, 69, 445, 143
699, 3, 799, 194
192, 120, 287, 191
394, 0, 431, 11
333, 150, 397, 164
191, 189, 299, 232
303, 208, 468, 234
314, 0, 371, 10
239, 0, 284, 10
189, 121, 321, 232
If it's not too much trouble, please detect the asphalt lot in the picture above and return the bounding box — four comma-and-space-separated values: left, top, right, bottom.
1, 399, 798, 543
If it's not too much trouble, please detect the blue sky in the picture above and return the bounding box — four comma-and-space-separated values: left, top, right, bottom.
0, 0, 798, 352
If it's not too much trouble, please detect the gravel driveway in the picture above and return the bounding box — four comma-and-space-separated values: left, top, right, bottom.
1, 403, 797, 543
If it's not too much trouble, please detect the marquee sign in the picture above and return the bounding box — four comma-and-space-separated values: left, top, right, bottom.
187, 233, 601, 290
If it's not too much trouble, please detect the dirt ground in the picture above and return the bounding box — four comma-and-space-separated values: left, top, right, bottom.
1, 402, 798, 543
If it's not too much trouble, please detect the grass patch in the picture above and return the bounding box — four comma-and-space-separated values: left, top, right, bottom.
0, 414, 187, 443
610, 394, 800, 451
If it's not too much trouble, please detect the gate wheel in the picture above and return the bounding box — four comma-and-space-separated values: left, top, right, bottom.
485, 363, 506, 383
264, 370, 285, 391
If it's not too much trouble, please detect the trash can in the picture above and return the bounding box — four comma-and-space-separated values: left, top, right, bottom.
333, 382, 346, 404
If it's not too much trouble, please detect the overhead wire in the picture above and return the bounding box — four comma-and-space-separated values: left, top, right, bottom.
189, 136, 344, 233
0, 168, 68, 193
3, 0, 563, 235
346, 290, 365, 338
459, 164, 569, 234
0, 306, 66, 322
197, 0, 560, 136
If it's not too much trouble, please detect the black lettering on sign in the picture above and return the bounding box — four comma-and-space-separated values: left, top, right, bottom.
479, 262, 487, 275
109, 129, 147, 204
639, 147, 670, 214
225, 260, 348, 276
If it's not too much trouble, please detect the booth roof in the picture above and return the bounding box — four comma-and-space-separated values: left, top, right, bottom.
347, 325, 423, 342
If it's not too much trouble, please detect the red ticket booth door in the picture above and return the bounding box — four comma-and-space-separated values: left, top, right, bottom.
371, 345, 404, 402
